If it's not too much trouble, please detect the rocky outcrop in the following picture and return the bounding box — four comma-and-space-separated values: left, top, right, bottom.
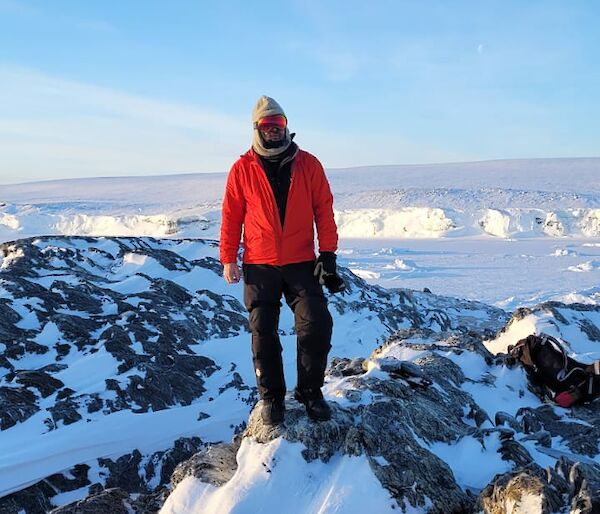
479, 464, 566, 514
479, 458, 600, 514
171, 331, 494, 512
4, 236, 600, 513
0, 386, 39, 430
170, 441, 240, 489
503, 301, 600, 343
162, 322, 600, 513
0, 437, 204, 514
47, 487, 161, 514
0, 236, 505, 436
0, 465, 90, 514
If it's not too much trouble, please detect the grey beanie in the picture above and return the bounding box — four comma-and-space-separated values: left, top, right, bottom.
252, 95, 291, 158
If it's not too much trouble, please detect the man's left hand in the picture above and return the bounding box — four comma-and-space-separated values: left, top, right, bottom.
314, 252, 346, 294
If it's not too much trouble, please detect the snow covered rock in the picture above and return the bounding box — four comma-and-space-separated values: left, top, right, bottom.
163, 317, 600, 513
0, 236, 507, 513
160, 330, 497, 513
478, 464, 566, 514
478, 458, 600, 514
4, 236, 600, 513
169, 441, 240, 489
48, 487, 159, 514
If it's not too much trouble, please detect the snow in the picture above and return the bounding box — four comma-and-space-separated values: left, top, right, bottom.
0, 393, 250, 498
51, 487, 92, 509
568, 260, 600, 272
2, 158, 600, 307
504, 493, 543, 514
429, 432, 511, 491
160, 438, 400, 514
337, 238, 600, 309
348, 268, 380, 280
3, 157, 600, 511
479, 209, 511, 238
53, 346, 121, 393
461, 365, 541, 417
335, 207, 454, 238
483, 315, 538, 355
2, 158, 600, 244
0, 245, 24, 269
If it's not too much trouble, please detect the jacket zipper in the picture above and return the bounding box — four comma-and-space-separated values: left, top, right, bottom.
253, 150, 298, 265
253, 155, 291, 264
278, 149, 299, 264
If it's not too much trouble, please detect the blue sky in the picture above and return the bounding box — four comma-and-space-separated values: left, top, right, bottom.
1, 0, 599, 183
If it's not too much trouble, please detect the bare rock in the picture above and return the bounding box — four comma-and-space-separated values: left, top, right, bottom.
0, 386, 39, 430
479, 464, 565, 514
171, 441, 239, 489
245, 397, 356, 463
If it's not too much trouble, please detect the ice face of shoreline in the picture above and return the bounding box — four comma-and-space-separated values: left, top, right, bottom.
2, 157, 600, 243
5, 203, 600, 242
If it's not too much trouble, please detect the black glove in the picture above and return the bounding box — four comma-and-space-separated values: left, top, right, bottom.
314, 252, 346, 294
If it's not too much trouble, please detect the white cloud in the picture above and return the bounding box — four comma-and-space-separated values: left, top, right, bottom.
0, 65, 476, 184
0, 67, 244, 132
0, 66, 249, 182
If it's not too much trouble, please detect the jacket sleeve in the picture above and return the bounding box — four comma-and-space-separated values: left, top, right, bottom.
311, 158, 338, 253
220, 163, 246, 264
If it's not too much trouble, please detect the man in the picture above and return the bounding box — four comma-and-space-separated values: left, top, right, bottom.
220, 95, 345, 425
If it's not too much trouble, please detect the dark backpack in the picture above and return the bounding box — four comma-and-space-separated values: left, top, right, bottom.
508, 333, 600, 407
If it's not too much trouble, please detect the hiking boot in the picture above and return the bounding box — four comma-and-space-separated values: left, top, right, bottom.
294, 388, 331, 421
261, 398, 285, 425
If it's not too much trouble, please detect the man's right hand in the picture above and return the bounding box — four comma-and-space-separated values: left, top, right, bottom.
223, 263, 241, 284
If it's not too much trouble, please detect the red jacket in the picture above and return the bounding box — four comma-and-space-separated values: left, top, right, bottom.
220, 148, 338, 265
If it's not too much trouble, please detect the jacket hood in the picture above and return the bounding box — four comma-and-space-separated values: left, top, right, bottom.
251, 95, 291, 158
252, 96, 286, 124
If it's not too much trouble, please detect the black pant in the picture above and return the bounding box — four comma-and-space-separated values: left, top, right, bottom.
243, 261, 333, 401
